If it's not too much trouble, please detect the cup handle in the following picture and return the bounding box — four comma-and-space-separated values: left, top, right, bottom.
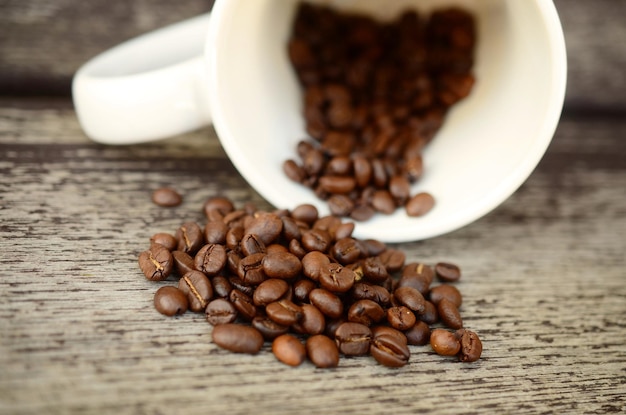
72, 13, 212, 145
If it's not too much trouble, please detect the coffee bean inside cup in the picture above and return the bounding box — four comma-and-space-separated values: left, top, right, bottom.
283, 3, 476, 221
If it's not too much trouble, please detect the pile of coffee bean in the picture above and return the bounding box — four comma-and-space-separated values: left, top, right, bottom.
283, 4, 476, 221
139, 197, 482, 367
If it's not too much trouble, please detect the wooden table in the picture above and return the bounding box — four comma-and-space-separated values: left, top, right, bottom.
1, 1, 625, 414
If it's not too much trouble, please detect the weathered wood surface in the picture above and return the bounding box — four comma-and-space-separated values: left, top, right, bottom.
1, 0, 626, 414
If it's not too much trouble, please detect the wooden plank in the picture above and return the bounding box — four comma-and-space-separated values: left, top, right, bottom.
0, 100, 625, 414
1, 0, 626, 112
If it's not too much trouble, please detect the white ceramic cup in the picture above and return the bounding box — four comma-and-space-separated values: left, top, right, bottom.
73, 0, 567, 243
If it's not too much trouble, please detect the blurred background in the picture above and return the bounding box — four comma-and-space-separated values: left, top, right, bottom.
0, 0, 624, 113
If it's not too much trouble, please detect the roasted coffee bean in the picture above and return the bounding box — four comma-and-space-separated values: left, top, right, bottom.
352, 155, 372, 188
253, 278, 290, 306
152, 187, 182, 207
309, 288, 343, 319
205, 298, 237, 325
291, 203, 319, 225
401, 262, 434, 288
429, 284, 463, 307
386, 306, 417, 331
394, 286, 426, 314
331, 238, 361, 265
281, 216, 302, 241
347, 299, 385, 326
371, 190, 396, 214
229, 289, 257, 320
289, 238, 307, 259
225, 226, 244, 251
350, 204, 376, 222
335, 322, 372, 356
292, 303, 326, 335
420, 301, 439, 325
273, 334, 307, 366
301, 228, 332, 252
388, 175, 411, 205
405, 192, 435, 217
229, 276, 254, 297
262, 251, 302, 279
283, 159, 306, 183
430, 328, 461, 356
204, 220, 228, 245
438, 298, 463, 329
361, 239, 387, 257
327, 194, 355, 217
139, 244, 173, 281
240, 233, 266, 256
237, 253, 267, 286
212, 324, 264, 354
150, 233, 177, 251
267, 243, 289, 255
178, 270, 213, 312
361, 256, 390, 284
350, 282, 391, 306
370, 326, 410, 367
405, 320, 431, 346
378, 249, 405, 273
203, 196, 235, 219
293, 278, 316, 303
154, 286, 188, 316
194, 243, 227, 277
456, 329, 482, 362
302, 251, 331, 281
245, 212, 283, 245
172, 250, 195, 276
306, 334, 340, 368
319, 263, 355, 293
435, 262, 462, 282
175, 222, 204, 255
266, 299, 303, 326
252, 316, 289, 340
333, 222, 355, 241
209, 275, 231, 299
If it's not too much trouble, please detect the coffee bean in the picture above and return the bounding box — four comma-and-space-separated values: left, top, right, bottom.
301, 229, 332, 252
245, 212, 283, 245
171, 250, 195, 276
283, 159, 306, 183
319, 263, 355, 293
361, 256, 390, 284
204, 220, 228, 245
266, 299, 303, 326
194, 243, 227, 277
273, 334, 307, 366
350, 282, 391, 306
405, 192, 435, 217
152, 187, 182, 207
237, 253, 267, 286
139, 244, 173, 281
371, 190, 396, 214
229, 289, 257, 321
175, 222, 204, 255
306, 334, 339, 368
438, 298, 463, 329
456, 329, 482, 362
378, 249, 406, 273
430, 328, 460, 356
370, 326, 410, 367
178, 270, 213, 312
420, 301, 439, 325
386, 306, 417, 331
394, 286, 426, 314
435, 262, 462, 282
262, 251, 302, 279
211, 275, 232, 299
290, 204, 319, 225
240, 233, 266, 256
212, 324, 264, 354
302, 251, 331, 281
150, 233, 177, 251
405, 320, 431, 346
327, 194, 355, 217
335, 322, 372, 356
347, 299, 385, 326
253, 278, 290, 307
203, 196, 235, 219
205, 298, 237, 325
331, 238, 361, 265
252, 316, 289, 340
292, 303, 326, 335
399, 262, 434, 295
154, 286, 188, 316
309, 288, 343, 319
281, 216, 302, 241
429, 284, 463, 307
293, 278, 316, 303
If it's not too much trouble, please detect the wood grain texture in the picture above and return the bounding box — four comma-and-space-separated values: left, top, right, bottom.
1, 0, 625, 111
1, 100, 625, 415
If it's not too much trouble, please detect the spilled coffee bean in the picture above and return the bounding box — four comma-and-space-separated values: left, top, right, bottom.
140, 197, 483, 367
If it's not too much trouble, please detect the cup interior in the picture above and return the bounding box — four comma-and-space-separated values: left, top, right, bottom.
207, 0, 566, 242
